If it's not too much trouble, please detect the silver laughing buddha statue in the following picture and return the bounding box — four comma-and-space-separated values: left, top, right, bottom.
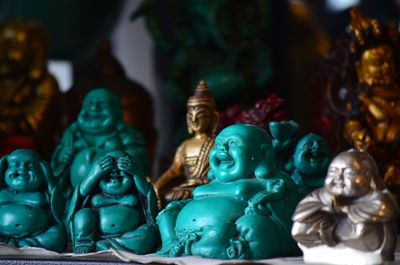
292, 149, 399, 265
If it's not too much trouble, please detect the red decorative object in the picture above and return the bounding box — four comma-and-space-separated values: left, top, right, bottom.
0, 136, 35, 156
218, 94, 289, 132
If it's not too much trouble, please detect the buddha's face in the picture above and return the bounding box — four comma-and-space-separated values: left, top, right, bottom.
78, 89, 120, 134
186, 105, 214, 134
209, 125, 265, 182
356, 44, 396, 86
294, 134, 330, 177
5, 150, 43, 192
325, 153, 371, 198
0, 26, 32, 76
99, 169, 133, 196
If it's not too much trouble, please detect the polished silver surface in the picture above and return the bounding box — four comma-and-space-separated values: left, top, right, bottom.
292, 149, 399, 261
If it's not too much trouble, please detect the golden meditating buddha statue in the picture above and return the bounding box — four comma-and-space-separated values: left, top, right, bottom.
0, 19, 62, 158
154, 80, 219, 206
343, 8, 400, 193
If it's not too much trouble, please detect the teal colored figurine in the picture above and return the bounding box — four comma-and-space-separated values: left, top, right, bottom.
269, 121, 330, 198
66, 151, 158, 254
51, 88, 149, 201
0, 149, 66, 252
157, 124, 300, 259
290, 134, 330, 198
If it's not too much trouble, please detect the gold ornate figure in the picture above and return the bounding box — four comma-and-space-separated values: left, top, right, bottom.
343, 9, 400, 190
0, 19, 62, 158
154, 80, 219, 206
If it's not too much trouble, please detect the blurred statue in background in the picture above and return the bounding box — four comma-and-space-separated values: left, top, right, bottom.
0, 19, 62, 158
52, 88, 149, 204
132, 0, 272, 109
154, 81, 218, 207
313, 8, 400, 197
65, 42, 156, 160
269, 121, 331, 198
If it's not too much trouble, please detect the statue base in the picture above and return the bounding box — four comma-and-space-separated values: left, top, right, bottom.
299, 243, 392, 265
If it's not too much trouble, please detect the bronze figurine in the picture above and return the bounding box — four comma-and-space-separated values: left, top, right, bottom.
0, 19, 62, 159
154, 80, 219, 207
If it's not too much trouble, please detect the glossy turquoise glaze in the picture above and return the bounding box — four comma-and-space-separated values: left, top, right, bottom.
0, 149, 66, 252
67, 151, 158, 254
157, 124, 301, 259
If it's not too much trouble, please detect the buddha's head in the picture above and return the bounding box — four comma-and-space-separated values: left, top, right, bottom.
186, 80, 219, 135
356, 44, 396, 86
325, 150, 383, 198
209, 124, 275, 182
78, 88, 122, 134
1, 149, 52, 192
0, 19, 47, 78
99, 167, 133, 196
293, 134, 330, 177
80, 151, 139, 197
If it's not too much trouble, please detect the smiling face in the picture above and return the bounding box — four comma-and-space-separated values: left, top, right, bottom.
325, 151, 372, 198
186, 105, 214, 134
209, 124, 268, 182
294, 134, 330, 177
4, 150, 43, 192
78, 89, 121, 134
99, 169, 133, 196
356, 44, 396, 86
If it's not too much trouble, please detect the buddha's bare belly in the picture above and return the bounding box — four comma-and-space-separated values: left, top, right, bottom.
175, 196, 246, 233
99, 206, 141, 235
0, 205, 49, 236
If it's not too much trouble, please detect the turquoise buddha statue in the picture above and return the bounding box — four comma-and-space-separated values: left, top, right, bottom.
51, 88, 149, 202
0, 149, 66, 252
66, 151, 158, 254
290, 134, 330, 198
157, 124, 300, 259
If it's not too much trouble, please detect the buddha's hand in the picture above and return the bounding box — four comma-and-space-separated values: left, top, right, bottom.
58, 129, 75, 164
384, 164, 400, 187
117, 156, 134, 174
245, 193, 271, 216
318, 214, 337, 247
99, 155, 114, 174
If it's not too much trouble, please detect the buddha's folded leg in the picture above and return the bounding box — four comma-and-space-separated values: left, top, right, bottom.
157, 200, 189, 255
18, 224, 66, 253
232, 214, 300, 259
72, 208, 96, 253
191, 222, 236, 259
101, 224, 157, 254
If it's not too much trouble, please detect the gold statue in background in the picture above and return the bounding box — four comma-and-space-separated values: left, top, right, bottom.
154, 80, 219, 206
343, 8, 400, 190
0, 19, 62, 158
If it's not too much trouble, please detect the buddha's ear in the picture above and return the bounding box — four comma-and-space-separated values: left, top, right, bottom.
0, 156, 7, 185
207, 170, 215, 181
211, 111, 220, 135
254, 143, 272, 179
186, 113, 193, 134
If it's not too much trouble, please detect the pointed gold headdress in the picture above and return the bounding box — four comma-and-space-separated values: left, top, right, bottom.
347, 8, 398, 54
187, 80, 216, 110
